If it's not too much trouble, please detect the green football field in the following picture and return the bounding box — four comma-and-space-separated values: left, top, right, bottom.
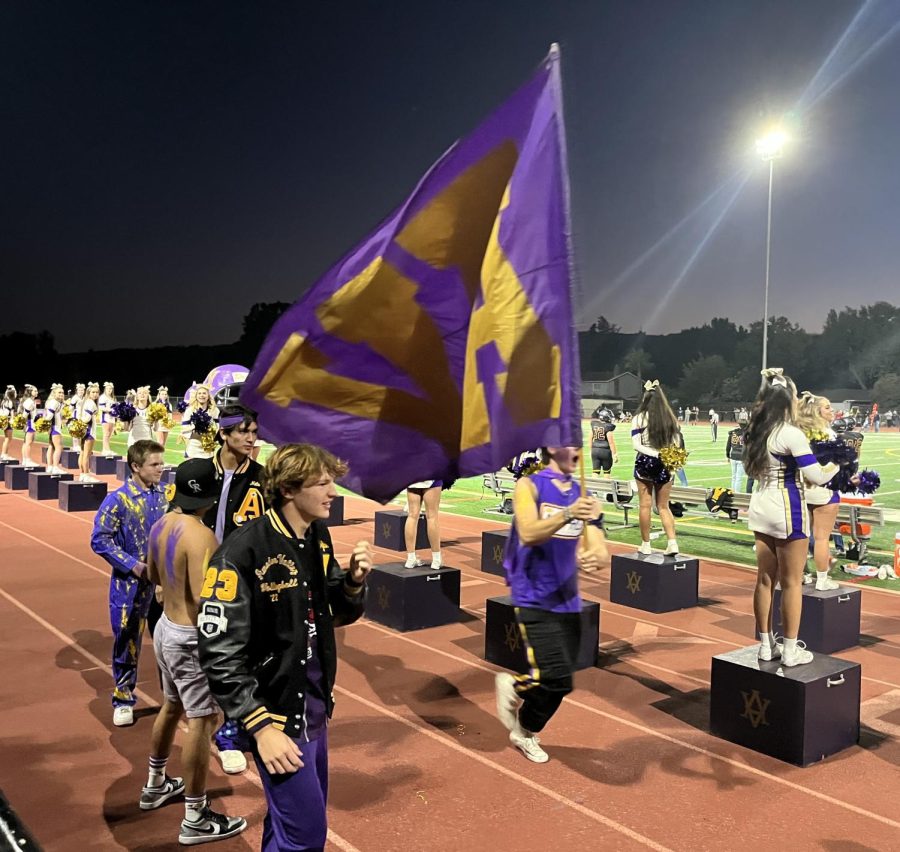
14, 423, 900, 588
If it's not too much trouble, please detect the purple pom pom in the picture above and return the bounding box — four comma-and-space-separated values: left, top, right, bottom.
191, 409, 212, 433
111, 401, 136, 422
856, 469, 881, 495
810, 438, 857, 467
177, 400, 188, 413
507, 450, 542, 479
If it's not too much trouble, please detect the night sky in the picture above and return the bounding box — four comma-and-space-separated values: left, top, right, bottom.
3, 1, 898, 353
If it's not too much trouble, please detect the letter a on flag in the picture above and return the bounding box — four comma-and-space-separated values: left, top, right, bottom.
242, 45, 582, 501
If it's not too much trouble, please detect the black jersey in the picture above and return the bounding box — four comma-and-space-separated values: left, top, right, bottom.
726, 427, 745, 461
842, 430, 864, 457
590, 420, 616, 448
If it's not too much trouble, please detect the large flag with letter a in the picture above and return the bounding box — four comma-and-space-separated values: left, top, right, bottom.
241, 45, 582, 501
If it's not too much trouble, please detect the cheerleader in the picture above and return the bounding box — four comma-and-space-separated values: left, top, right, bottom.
795, 393, 843, 592
98, 382, 117, 456
631, 380, 679, 556
180, 384, 219, 459
405, 480, 443, 569
745, 369, 840, 667
78, 382, 101, 482
126, 386, 154, 448
45, 383, 66, 473
154, 386, 172, 447
20, 384, 39, 467
69, 383, 86, 452
1, 385, 17, 460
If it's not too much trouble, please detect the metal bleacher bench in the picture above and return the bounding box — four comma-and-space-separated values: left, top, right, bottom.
482, 472, 885, 556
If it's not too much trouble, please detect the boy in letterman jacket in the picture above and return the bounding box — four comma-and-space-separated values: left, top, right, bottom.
198, 444, 372, 851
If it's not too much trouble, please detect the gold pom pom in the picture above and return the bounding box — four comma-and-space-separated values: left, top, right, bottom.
35, 417, 52, 433
11, 413, 26, 430
0, 415, 9, 432
659, 445, 689, 472
61, 404, 74, 421
805, 429, 828, 442
163, 415, 175, 429
147, 402, 169, 425
199, 429, 218, 453
68, 420, 88, 439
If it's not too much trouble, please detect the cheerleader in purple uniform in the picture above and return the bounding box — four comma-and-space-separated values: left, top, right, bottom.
405, 480, 443, 569
745, 370, 840, 667
796, 393, 843, 591
45, 383, 66, 473
154, 386, 172, 447
69, 383, 86, 452
99, 382, 117, 456
78, 383, 101, 482
126, 386, 154, 448
494, 447, 609, 763
631, 380, 679, 556
1, 385, 17, 460
20, 384, 39, 467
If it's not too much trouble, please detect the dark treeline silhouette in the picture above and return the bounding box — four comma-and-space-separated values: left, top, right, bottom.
4, 301, 899, 407
582, 302, 900, 404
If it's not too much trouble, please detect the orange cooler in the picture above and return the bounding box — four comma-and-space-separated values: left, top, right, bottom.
838, 495, 872, 538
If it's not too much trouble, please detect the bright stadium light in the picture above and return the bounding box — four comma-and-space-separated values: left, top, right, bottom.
756, 127, 789, 369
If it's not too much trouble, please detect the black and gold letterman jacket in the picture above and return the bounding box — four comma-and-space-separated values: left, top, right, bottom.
196, 507, 366, 737
201, 450, 266, 539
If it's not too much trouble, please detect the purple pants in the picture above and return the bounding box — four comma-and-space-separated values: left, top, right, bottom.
254, 730, 329, 851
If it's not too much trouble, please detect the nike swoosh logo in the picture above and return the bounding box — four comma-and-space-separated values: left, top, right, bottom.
187, 823, 219, 835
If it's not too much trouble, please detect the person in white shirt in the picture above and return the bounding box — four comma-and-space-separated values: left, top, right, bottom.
99, 382, 117, 456
708, 409, 720, 443
127, 386, 155, 448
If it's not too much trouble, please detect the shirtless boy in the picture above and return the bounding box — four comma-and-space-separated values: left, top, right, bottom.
142, 458, 247, 845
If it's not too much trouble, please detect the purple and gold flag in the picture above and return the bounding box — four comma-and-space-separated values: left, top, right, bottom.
242, 45, 581, 502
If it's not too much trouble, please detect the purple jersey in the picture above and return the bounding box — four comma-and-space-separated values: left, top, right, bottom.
503, 468, 583, 613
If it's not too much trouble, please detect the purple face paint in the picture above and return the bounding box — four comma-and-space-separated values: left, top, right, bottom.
164, 522, 184, 585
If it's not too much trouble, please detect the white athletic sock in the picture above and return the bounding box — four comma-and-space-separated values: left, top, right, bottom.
782, 637, 798, 655
431, 551, 442, 567
404, 552, 418, 568
759, 631, 776, 651
185, 794, 207, 822
147, 755, 167, 789
817, 570, 829, 582
667, 539, 678, 549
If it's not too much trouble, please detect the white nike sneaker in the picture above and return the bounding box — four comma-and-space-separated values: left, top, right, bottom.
509, 727, 549, 763
815, 577, 841, 591
781, 641, 814, 668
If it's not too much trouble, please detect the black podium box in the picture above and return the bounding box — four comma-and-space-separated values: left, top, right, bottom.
325, 495, 344, 527
90, 455, 118, 475
161, 467, 177, 486
28, 471, 74, 500
710, 645, 860, 766
480, 529, 510, 576
365, 563, 460, 631
485, 595, 600, 673
0, 459, 19, 478
769, 585, 861, 654
610, 552, 699, 613
5, 465, 45, 490
59, 480, 108, 512
116, 458, 131, 481
373, 510, 429, 552
60, 449, 81, 469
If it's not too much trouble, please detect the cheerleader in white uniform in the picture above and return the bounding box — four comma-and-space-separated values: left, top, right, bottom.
98, 382, 116, 456
745, 369, 839, 667
795, 393, 843, 591
45, 383, 66, 473
20, 384, 39, 466
78, 382, 100, 482
405, 480, 443, 569
154, 386, 172, 447
69, 383, 86, 452
1, 385, 17, 460
180, 384, 219, 459
126, 386, 154, 448
631, 380, 679, 556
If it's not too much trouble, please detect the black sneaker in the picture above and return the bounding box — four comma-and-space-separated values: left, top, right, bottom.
139, 775, 185, 810
179, 807, 247, 845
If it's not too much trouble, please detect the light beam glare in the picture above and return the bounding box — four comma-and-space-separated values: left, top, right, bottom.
641, 170, 753, 332
578, 168, 746, 323
796, 0, 900, 113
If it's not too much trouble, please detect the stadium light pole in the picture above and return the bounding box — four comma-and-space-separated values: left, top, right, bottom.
755, 129, 787, 371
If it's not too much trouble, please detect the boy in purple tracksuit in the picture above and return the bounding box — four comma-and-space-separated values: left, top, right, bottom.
90, 439, 167, 727
495, 446, 609, 763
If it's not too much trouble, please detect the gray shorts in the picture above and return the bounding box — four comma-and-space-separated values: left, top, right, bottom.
153, 614, 219, 718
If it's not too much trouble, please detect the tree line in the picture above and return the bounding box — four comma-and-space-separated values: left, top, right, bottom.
4, 300, 900, 407
582, 302, 900, 406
